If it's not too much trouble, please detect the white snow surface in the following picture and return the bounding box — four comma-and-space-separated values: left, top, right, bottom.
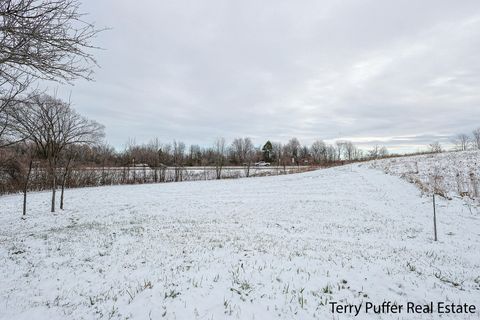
367, 150, 480, 202
0, 165, 479, 319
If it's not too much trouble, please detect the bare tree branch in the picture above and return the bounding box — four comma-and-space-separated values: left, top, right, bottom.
0, 0, 105, 85
0, 0, 105, 145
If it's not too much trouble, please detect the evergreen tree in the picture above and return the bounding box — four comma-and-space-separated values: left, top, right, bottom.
262, 141, 273, 162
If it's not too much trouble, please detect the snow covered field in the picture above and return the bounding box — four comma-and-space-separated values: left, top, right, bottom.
367, 151, 480, 202
0, 164, 479, 319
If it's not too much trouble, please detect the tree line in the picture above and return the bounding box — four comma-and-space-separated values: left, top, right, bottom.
451, 129, 480, 152
426, 129, 480, 154
1, 116, 387, 193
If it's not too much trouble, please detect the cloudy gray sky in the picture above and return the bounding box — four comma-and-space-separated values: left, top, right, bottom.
58, 0, 480, 152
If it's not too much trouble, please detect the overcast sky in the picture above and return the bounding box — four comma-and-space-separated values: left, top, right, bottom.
58, 0, 480, 152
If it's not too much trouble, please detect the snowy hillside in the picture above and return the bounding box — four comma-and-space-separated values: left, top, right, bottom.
1, 165, 479, 319
367, 151, 480, 201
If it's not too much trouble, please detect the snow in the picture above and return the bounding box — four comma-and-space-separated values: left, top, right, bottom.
0, 162, 479, 319
367, 150, 480, 201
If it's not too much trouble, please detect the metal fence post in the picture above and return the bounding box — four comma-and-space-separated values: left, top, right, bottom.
433, 194, 438, 241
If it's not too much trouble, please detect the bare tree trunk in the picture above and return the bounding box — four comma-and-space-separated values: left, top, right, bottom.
160, 167, 166, 182
101, 159, 106, 185
132, 158, 136, 183
216, 165, 222, 179
215, 162, 223, 179
22, 159, 33, 217
49, 157, 58, 212
60, 157, 72, 210
51, 171, 56, 212
433, 194, 438, 241
154, 154, 159, 183
60, 176, 66, 209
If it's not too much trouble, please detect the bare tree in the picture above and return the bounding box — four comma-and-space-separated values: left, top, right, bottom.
369, 145, 380, 159
454, 134, 470, 151
157, 142, 172, 182
20, 143, 37, 217
285, 137, 301, 165
472, 128, 480, 150
428, 141, 442, 153
231, 137, 254, 176
379, 146, 388, 158
299, 145, 310, 164
280, 144, 292, 171
59, 148, 75, 210
213, 137, 226, 179
369, 145, 388, 159
187, 144, 202, 166
95, 143, 114, 185
335, 141, 346, 161
243, 138, 255, 177
271, 142, 282, 166
272, 142, 285, 173
354, 148, 363, 160
147, 138, 161, 182
326, 145, 337, 162
172, 140, 185, 181
230, 138, 245, 165
9, 94, 104, 212
343, 141, 356, 161
311, 140, 326, 164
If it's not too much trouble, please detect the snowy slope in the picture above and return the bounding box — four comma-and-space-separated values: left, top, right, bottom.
0, 165, 479, 319
367, 151, 480, 201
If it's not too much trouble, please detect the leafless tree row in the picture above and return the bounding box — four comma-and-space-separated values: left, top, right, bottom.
121, 137, 380, 170
2, 134, 386, 196
426, 128, 480, 154
455, 128, 480, 151
441, 128, 480, 152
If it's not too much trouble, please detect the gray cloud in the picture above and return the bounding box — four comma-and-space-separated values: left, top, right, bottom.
58, 0, 480, 151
